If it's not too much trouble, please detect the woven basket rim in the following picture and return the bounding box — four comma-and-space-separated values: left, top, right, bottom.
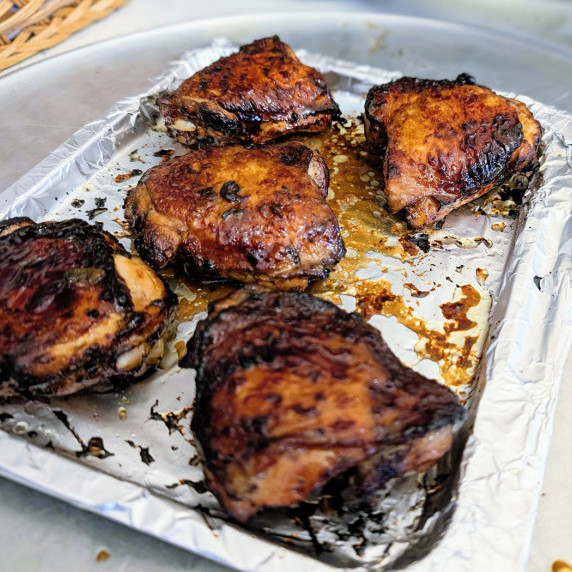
0, 0, 128, 72
0, 0, 79, 37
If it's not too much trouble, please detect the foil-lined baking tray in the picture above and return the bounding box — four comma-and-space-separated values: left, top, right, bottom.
1, 38, 571, 571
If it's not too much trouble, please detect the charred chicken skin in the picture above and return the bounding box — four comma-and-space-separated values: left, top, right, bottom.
124, 141, 345, 289
158, 36, 340, 147
0, 218, 177, 400
183, 286, 465, 522
364, 74, 542, 228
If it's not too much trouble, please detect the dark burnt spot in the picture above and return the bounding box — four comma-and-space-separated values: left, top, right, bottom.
254, 438, 270, 452
86, 207, 107, 220
270, 203, 283, 216
139, 446, 155, 465
153, 149, 173, 158
279, 145, 309, 166
197, 105, 241, 135
238, 354, 258, 369
292, 404, 317, 416
53, 409, 92, 457
114, 170, 142, 183
71, 199, 85, 208
222, 208, 243, 220
403, 425, 426, 437
309, 370, 320, 383
126, 438, 155, 465
0, 413, 14, 422
348, 513, 367, 536
225, 379, 236, 395
331, 419, 355, 431
246, 250, 263, 267
475, 237, 493, 248
533, 275, 542, 290
455, 73, 476, 85
219, 181, 241, 203
162, 412, 182, 434
287, 503, 323, 555
86, 436, 114, 459
87, 309, 99, 318
407, 233, 430, 253
153, 149, 175, 163
280, 152, 297, 166
284, 247, 300, 265
197, 187, 215, 199
55, 412, 114, 460
244, 415, 267, 434
166, 479, 209, 493
387, 162, 400, 178
148, 400, 193, 435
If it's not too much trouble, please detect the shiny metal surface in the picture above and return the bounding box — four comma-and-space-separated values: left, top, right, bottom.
1, 3, 572, 570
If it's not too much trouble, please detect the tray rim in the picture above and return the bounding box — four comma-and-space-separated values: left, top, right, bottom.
1, 16, 572, 571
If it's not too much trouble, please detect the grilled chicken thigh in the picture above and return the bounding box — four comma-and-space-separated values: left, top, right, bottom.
125, 141, 345, 289
183, 286, 465, 522
0, 218, 177, 400
364, 74, 542, 228
158, 36, 340, 147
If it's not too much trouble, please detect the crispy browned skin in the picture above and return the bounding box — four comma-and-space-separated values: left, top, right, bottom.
183, 286, 465, 522
158, 36, 339, 147
124, 141, 345, 289
364, 74, 542, 228
0, 218, 177, 400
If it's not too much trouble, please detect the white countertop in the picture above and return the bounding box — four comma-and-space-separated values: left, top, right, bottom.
1, 1, 571, 570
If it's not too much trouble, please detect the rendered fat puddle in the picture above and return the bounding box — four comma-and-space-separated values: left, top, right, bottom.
309, 118, 495, 395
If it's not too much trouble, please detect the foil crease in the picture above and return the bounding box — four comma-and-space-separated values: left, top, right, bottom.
0, 39, 571, 571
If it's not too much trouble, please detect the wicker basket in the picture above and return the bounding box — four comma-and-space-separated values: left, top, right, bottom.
0, 0, 129, 72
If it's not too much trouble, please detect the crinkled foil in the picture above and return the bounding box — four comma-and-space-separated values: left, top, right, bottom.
1, 39, 571, 571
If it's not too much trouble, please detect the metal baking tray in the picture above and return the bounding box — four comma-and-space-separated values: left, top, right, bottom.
1, 36, 571, 571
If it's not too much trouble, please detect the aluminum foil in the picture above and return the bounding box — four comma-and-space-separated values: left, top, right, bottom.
0, 38, 571, 571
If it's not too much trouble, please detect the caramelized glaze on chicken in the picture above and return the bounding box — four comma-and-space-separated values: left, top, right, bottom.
183, 286, 465, 522
0, 218, 177, 400
364, 74, 542, 228
158, 36, 339, 147
124, 141, 345, 289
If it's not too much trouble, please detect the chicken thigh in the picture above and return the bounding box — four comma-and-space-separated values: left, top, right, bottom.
364, 74, 542, 228
124, 141, 345, 289
183, 286, 465, 522
158, 36, 340, 147
0, 218, 177, 400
